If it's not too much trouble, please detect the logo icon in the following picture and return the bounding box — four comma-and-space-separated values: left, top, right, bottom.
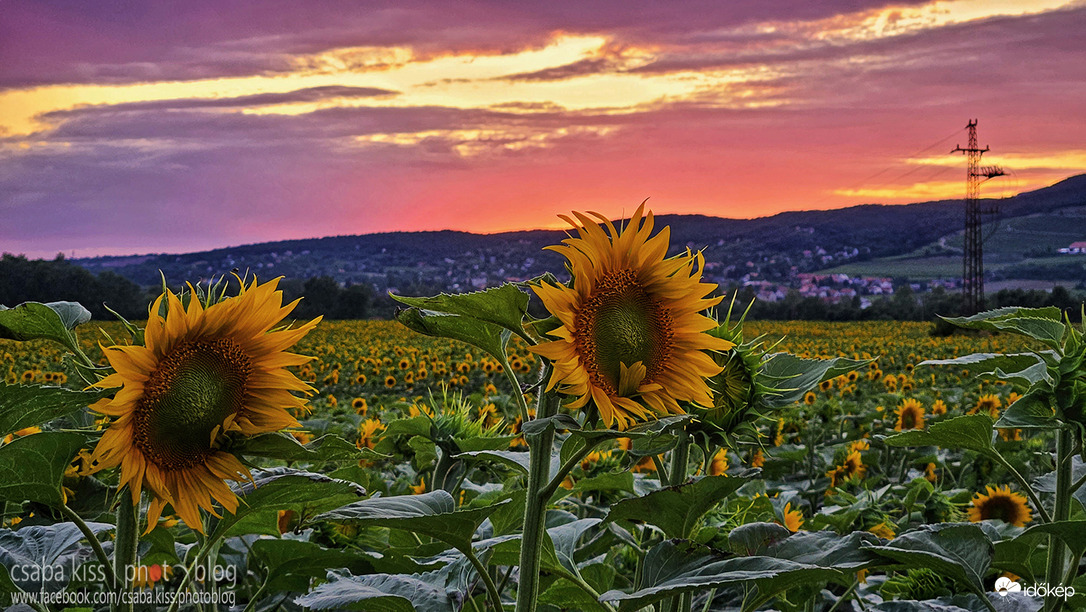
995, 576, 1022, 596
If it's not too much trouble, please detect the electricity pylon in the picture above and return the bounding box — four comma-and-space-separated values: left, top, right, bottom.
951, 120, 1004, 315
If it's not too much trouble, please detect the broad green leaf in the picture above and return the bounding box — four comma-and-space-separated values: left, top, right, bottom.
1019, 520, 1086, 558
605, 475, 749, 539
522, 413, 581, 437
539, 563, 615, 612
251, 538, 373, 592
395, 307, 507, 363
318, 490, 511, 551
996, 390, 1058, 429
295, 572, 454, 612
561, 415, 689, 463
863, 523, 993, 594
548, 518, 602, 573
565, 471, 635, 497
0, 383, 110, 438
920, 353, 1053, 388
758, 354, 870, 407
599, 540, 839, 612
728, 522, 792, 556
941, 307, 1065, 348
230, 432, 383, 463
0, 521, 113, 594
0, 432, 87, 506
1033, 457, 1086, 511
391, 284, 530, 341
883, 414, 995, 456
0, 301, 88, 353
764, 530, 881, 569
210, 468, 367, 540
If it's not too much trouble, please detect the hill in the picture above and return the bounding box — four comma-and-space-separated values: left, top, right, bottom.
72, 175, 1086, 296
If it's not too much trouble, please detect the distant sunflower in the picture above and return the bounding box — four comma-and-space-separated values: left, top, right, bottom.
894, 398, 926, 431
708, 449, 729, 476
970, 394, 1002, 418
87, 278, 320, 533
968, 485, 1032, 527
931, 399, 947, 416
530, 203, 733, 429
782, 502, 804, 532
803, 391, 816, 405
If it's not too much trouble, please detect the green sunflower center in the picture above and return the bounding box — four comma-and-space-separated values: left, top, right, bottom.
134, 339, 253, 470
576, 269, 673, 393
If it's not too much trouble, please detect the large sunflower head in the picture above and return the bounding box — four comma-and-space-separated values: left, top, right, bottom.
530, 203, 733, 429
968, 485, 1032, 527
87, 277, 320, 533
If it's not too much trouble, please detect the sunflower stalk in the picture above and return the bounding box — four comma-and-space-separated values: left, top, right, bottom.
113, 489, 139, 612
59, 503, 117, 591
514, 386, 559, 612
1044, 427, 1073, 612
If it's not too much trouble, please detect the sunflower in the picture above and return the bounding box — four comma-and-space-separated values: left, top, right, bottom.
530, 203, 733, 429
86, 278, 320, 533
708, 449, 729, 476
803, 391, 816, 405
782, 502, 804, 532
826, 450, 866, 488
894, 398, 926, 431
931, 399, 947, 416
968, 485, 1032, 527
352, 397, 368, 415
970, 394, 1002, 418
868, 521, 896, 539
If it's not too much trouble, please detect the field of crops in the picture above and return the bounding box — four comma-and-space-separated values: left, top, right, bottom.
4, 310, 1082, 611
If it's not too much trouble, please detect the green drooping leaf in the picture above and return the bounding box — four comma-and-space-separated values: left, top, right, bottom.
539, 563, 616, 612
728, 522, 792, 556
318, 490, 511, 551
0, 521, 113, 595
919, 352, 1050, 382
863, 523, 994, 595
547, 518, 602, 573
758, 354, 870, 407
211, 468, 367, 540
566, 471, 635, 497
0, 383, 110, 439
561, 415, 689, 463
605, 475, 749, 539
231, 432, 384, 463
941, 307, 1065, 349
295, 572, 454, 612
0, 301, 89, 354
0, 432, 87, 506
395, 307, 508, 364
883, 414, 996, 456
251, 539, 373, 592
599, 539, 840, 612
764, 530, 881, 569
522, 413, 581, 437
1019, 520, 1086, 558
1033, 456, 1086, 511
996, 389, 1058, 429
391, 284, 531, 342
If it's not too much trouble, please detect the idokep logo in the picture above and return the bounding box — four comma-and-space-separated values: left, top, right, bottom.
995, 576, 1075, 600
995, 576, 1022, 596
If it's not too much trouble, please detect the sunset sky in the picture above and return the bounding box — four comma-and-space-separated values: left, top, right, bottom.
3, 0, 1085, 259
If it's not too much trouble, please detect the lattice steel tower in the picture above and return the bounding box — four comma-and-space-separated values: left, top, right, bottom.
951, 120, 1004, 315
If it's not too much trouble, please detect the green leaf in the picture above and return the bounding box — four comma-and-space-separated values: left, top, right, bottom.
728, 522, 791, 556
522, 413, 581, 437
395, 307, 508, 364
599, 539, 840, 612
231, 432, 384, 463
0, 383, 110, 439
318, 490, 511, 551
882, 414, 995, 456
863, 523, 994, 595
0, 301, 88, 353
391, 284, 530, 341
941, 307, 1065, 348
210, 468, 367, 540
758, 354, 870, 407
919, 353, 1052, 387
605, 475, 749, 539
251, 538, 373, 592
0, 432, 87, 506
1019, 520, 1086, 558
1033, 456, 1086, 511
764, 530, 881, 569
995, 389, 1058, 429
539, 562, 615, 612
295, 572, 455, 612
0, 521, 113, 594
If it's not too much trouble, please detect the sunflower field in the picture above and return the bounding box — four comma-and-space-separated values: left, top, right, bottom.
2, 206, 1085, 612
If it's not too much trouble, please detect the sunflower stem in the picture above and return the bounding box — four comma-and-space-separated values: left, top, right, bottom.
113, 489, 138, 612
514, 387, 559, 612
461, 545, 505, 612
1044, 428, 1073, 612
540, 438, 605, 501
669, 427, 691, 487
58, 503, 117, 591
992, 452, 1052, 524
